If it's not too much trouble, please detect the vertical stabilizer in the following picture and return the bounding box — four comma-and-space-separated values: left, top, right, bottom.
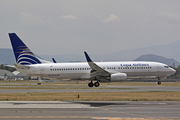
9, 33, 47, 65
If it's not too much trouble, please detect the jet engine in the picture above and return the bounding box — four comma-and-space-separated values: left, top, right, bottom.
110, 73, 127, 82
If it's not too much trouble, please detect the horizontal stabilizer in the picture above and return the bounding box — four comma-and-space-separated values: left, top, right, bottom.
4, 65, 16, 68
14, 63, 30, 69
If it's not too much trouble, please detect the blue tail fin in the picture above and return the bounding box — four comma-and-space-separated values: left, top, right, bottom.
9, 33, 42, 65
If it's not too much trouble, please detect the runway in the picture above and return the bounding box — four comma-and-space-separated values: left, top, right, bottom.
0, 85, 179, 93
0, 101, 179, 120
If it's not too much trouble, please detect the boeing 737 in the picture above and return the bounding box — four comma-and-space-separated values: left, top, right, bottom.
8, 33, 176, 87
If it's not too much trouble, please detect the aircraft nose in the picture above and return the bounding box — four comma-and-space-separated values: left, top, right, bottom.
171, 68, 176, 75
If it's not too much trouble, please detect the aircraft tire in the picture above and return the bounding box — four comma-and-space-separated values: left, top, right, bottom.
94, 82, 100, 87
158, 81, 161, 85
88, 82, 93, 87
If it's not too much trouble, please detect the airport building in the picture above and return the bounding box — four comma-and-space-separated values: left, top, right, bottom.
0, 69, 29, 80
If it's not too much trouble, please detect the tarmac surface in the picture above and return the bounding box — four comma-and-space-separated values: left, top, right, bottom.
0, 101, 179, 120
0, 85, 179, 93
0, 84, 179, 119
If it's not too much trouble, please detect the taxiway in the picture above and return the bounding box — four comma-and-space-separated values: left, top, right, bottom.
0, 101, 179, 120
0, 85, 179, 93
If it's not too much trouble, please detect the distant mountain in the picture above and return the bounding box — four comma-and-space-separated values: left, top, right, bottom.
1, 40, 180, 65
39, 54, 84, 63
134, 54, 180, 67
0, 48, 15, 65
101, 40, 180, 62
39, 40, 180, 63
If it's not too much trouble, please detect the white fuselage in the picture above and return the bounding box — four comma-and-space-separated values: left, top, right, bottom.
16, 61, 175, 81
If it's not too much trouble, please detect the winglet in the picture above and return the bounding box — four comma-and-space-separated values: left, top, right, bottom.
84, 51, 110, 76
52, 58, 57, 63
84, 51, 92, 62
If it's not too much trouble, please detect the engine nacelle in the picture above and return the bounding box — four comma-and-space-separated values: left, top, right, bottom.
110, 73, 127, 82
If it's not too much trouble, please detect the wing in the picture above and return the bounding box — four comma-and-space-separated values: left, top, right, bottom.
84, 52, 110, 79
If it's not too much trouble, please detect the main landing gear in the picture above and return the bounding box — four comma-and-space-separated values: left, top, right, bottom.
88, 81, 100, 87
157, 77, 161, 85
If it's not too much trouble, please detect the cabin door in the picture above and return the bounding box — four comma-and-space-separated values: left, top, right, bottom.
157, 64, 161, 72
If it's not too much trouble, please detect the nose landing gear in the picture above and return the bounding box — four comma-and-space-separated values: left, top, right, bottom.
158, 81, 161, 85
88, 81, 100, 87
157, 77, 161, 85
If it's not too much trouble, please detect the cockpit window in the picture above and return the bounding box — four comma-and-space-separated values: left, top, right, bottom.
164, 66, 169, 68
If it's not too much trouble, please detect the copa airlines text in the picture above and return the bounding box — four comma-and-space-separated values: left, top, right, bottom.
9, 33, 176, 87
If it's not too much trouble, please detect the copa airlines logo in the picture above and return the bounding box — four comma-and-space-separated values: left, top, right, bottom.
16, 46, 41, 65
120, 63, 149, 67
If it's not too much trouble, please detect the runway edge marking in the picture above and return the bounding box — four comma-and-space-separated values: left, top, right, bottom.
92, 117, 174, 120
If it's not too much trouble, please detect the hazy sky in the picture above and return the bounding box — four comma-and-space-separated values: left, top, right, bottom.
1, 0, 180, 55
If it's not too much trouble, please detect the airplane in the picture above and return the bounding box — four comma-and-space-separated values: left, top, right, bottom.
8, 33, 176, 87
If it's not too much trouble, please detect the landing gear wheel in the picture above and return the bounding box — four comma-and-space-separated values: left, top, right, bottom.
88, 82, 93, 87
94, 82, 100, 87
158, 81, 161, 85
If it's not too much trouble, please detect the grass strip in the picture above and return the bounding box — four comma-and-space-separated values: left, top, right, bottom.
0, 91, 179, 101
